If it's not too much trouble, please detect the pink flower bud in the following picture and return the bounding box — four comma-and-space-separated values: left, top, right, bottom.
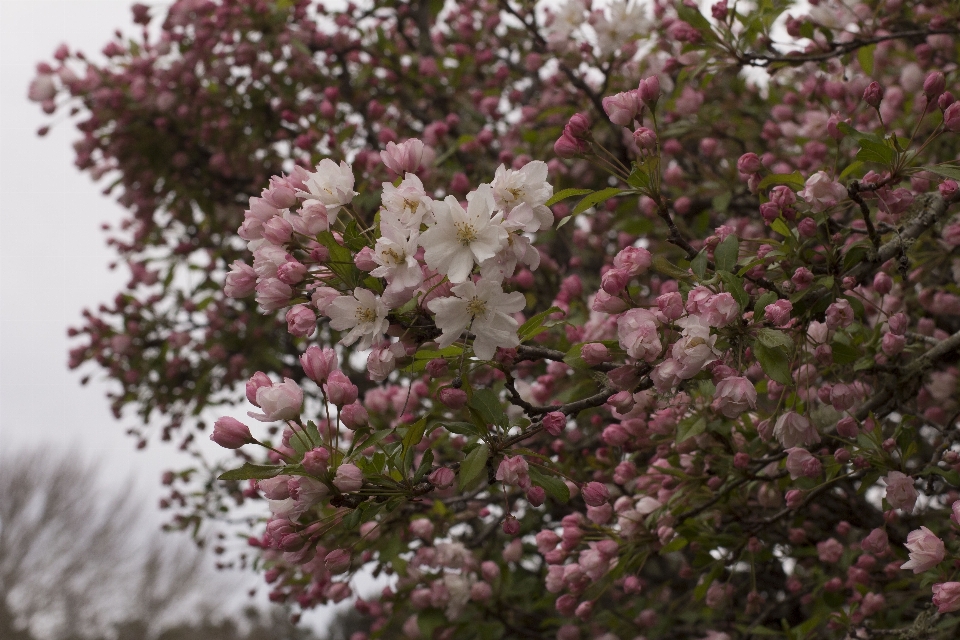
225, 260, 257, 298
325, 548, 351, 574
863, 81, 884, 108
428, 467, 455, 489
438, 386, 468, 409
924, 71, 946, 99
714, 376, 757, 418
940, 179, 959, 199
825, 299, 854, 329
262, 216, 294, 244
211, 417, 254, 449
286, 304, 317, 337
632, 127, 657, 150
764, 299, 793, 326
737, 153, 763, 174
785, 447, 821, 479
300, 346, 338, 384
276, 261, 307, 285
542, 411, 566, 436
354, 246, 377, 271
409, 518, 434, 539
943, 102, 960, 132
592, 290, 629, 313
601, 268, 630, 294
526, 486, 546, 507
249, 377, 303, 422
862, 528, 889, 556
496, 456, 531, 490
785, 489, 805, 509
303, 447, 331, 475
882, 332, 906, 356
502, 516, 521, 536
333, 463, 363, 493
323, 370, 358, 406
339, 402, 368, 429
380, 138, 426, 174
565, 113, 590, 139
246, 371, 272, 406
638, 76, 660, 106
873, 272, 892, 295
554, 131, 583, 159
581, 482, 609, 507
425, 358, 448, 377
836, 416, 859, 438
580, 343, 610, 366
613, 246, 652, 276
797, 217, 817, 238
657, 291, 684, 321
884, 471, 918, 512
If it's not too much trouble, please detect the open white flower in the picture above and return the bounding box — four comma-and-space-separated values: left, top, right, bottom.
370, 223, 423, 293
298, 159, 358, 219
427, 278, 526, 360
326, 287, 389, 350
381, 173, 432, 230
490, 162, 554, 232
419, 184, 507, 283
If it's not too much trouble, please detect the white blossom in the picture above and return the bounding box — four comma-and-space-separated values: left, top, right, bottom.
427, 278, 526, 360
326, 287, 389, 350
419, 184, 507, 283
381, 173, 432, 230
490, 162, 554, 232
298, 159, 357, 219
370, 223, 423, 293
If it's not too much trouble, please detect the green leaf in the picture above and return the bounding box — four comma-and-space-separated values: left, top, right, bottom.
756, 327, 794, 351
858, 44, 875, 76
350, 428, 392, 456
758, 171, 805, 192
218, 463, 284, 481
921, 164, 960, 181
518, 306, 562, 342
677, 415, 707, 443
555, 215, 573, 229
545, 188, 593, 207
831, 341, 860, 365
417, 610, 447, 639
572, 187, 623, 215
316, 231, 361, 288
414, 345, 463, 360
770, 217, 792, 237
837, 122, 885, 146
652, 255, 692, 280
856, 139, 896, 166
839, 160, 865, 181
400, 418, 428, 475
469, 388, 507, 428
691, 250, 708, 280
718, 271, 749, 310
459, 443, 490, 490
413, 448, 434, 483
842, 241, 874, 272
753, 341, 793, 385
754, 291, 778, 319
714, 235, 740, 273
442, 422, 484, 437
661, 536, 689, 553
527, 466, 571, 503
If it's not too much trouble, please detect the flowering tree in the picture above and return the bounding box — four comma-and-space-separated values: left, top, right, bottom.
32, 0, 960, 637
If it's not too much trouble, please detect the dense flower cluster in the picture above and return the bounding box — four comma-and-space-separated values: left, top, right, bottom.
36, 0, 960, 638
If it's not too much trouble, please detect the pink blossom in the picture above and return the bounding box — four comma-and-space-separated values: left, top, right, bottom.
580, 343, 610, 366
224, 260, 257, 298
249, 377, 303, 422
817, 538, 844, 563
884, 471, 918, 512
671, 317, 720, 378
933, 582, 960, 613
799, 171, 847, 212
581, 482, 609, 507
428, 467, 455, 489
613, 246, 652, 276
542, 411, 566, 436
496, 455, 531, 490
861, 528, 889, 556
702, 293, 740, 328
901, 526, 944, 573
617, 308, 662, 362
602, 91, 639, 126
785, 448, 822, 479
657, 291, 684, 321
764, 299, 793, 326
339, 402, 369, 429
773, 411, 820, 448
285, 304, 317, 337
637, 76, 660, 106
302, 447, 330, 475
713, 376, 757, 418
324, 370, 359, 406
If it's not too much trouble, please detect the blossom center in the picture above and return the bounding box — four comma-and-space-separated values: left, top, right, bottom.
455, 221, 478, 245
466, 296, 487, 318
355, 306, 376, 324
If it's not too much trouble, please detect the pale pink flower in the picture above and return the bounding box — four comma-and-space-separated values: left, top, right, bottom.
496, 455, 531, 490
671, 316, 720, 378
602, 90, 640, 126
427, 278, 526, 360
298, 159, 357, 217
490, 161, 554, 231
714, 376, 757, 418
211, 417, 253, 449
702, 293, 740, 328
884, 471, 918, 512
933, 582, 960, 613
248, 377, 303, 422
617, 308, 662, 362
901, 527, 944, 573
224, 260, 257, 298
799, 171, 847, 212
380, 138, 426, 174
817, 538, 844, 563
326, 287, 390, 350
370, 223, 423, 293
785, 448, 821, 479
419, 185, 508, 283
773, 411, 820, 448
28, 74, 57, 102
381, 174, 431, 231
